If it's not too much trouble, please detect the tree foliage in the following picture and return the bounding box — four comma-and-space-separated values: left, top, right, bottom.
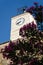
1, 22, 43, 65
26, 2, 43, 31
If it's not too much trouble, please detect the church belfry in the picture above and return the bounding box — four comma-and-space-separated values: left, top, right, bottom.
10, 12, 36, 41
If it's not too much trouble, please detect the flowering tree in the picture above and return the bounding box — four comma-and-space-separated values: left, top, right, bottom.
26, 2, 43, 31
1, 22, 43, 65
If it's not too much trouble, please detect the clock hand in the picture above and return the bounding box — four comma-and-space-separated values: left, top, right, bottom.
16, 21, 21, 24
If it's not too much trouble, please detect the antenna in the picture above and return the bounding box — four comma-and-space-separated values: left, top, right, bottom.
17, 6, 28, 15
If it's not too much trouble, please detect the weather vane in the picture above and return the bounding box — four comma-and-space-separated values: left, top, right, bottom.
17, 6, 27, 14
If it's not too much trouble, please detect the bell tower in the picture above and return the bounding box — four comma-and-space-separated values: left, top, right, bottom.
10, 12, 36, 41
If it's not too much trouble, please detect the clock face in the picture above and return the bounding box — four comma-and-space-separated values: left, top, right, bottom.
16, 18, 25, 25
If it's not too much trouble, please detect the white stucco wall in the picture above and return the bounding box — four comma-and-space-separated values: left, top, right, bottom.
10, 12, 36, 41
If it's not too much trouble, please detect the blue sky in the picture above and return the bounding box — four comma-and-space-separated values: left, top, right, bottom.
0, 0, 43, 43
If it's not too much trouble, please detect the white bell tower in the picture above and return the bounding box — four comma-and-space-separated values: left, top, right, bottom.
10, 12, 36, 41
